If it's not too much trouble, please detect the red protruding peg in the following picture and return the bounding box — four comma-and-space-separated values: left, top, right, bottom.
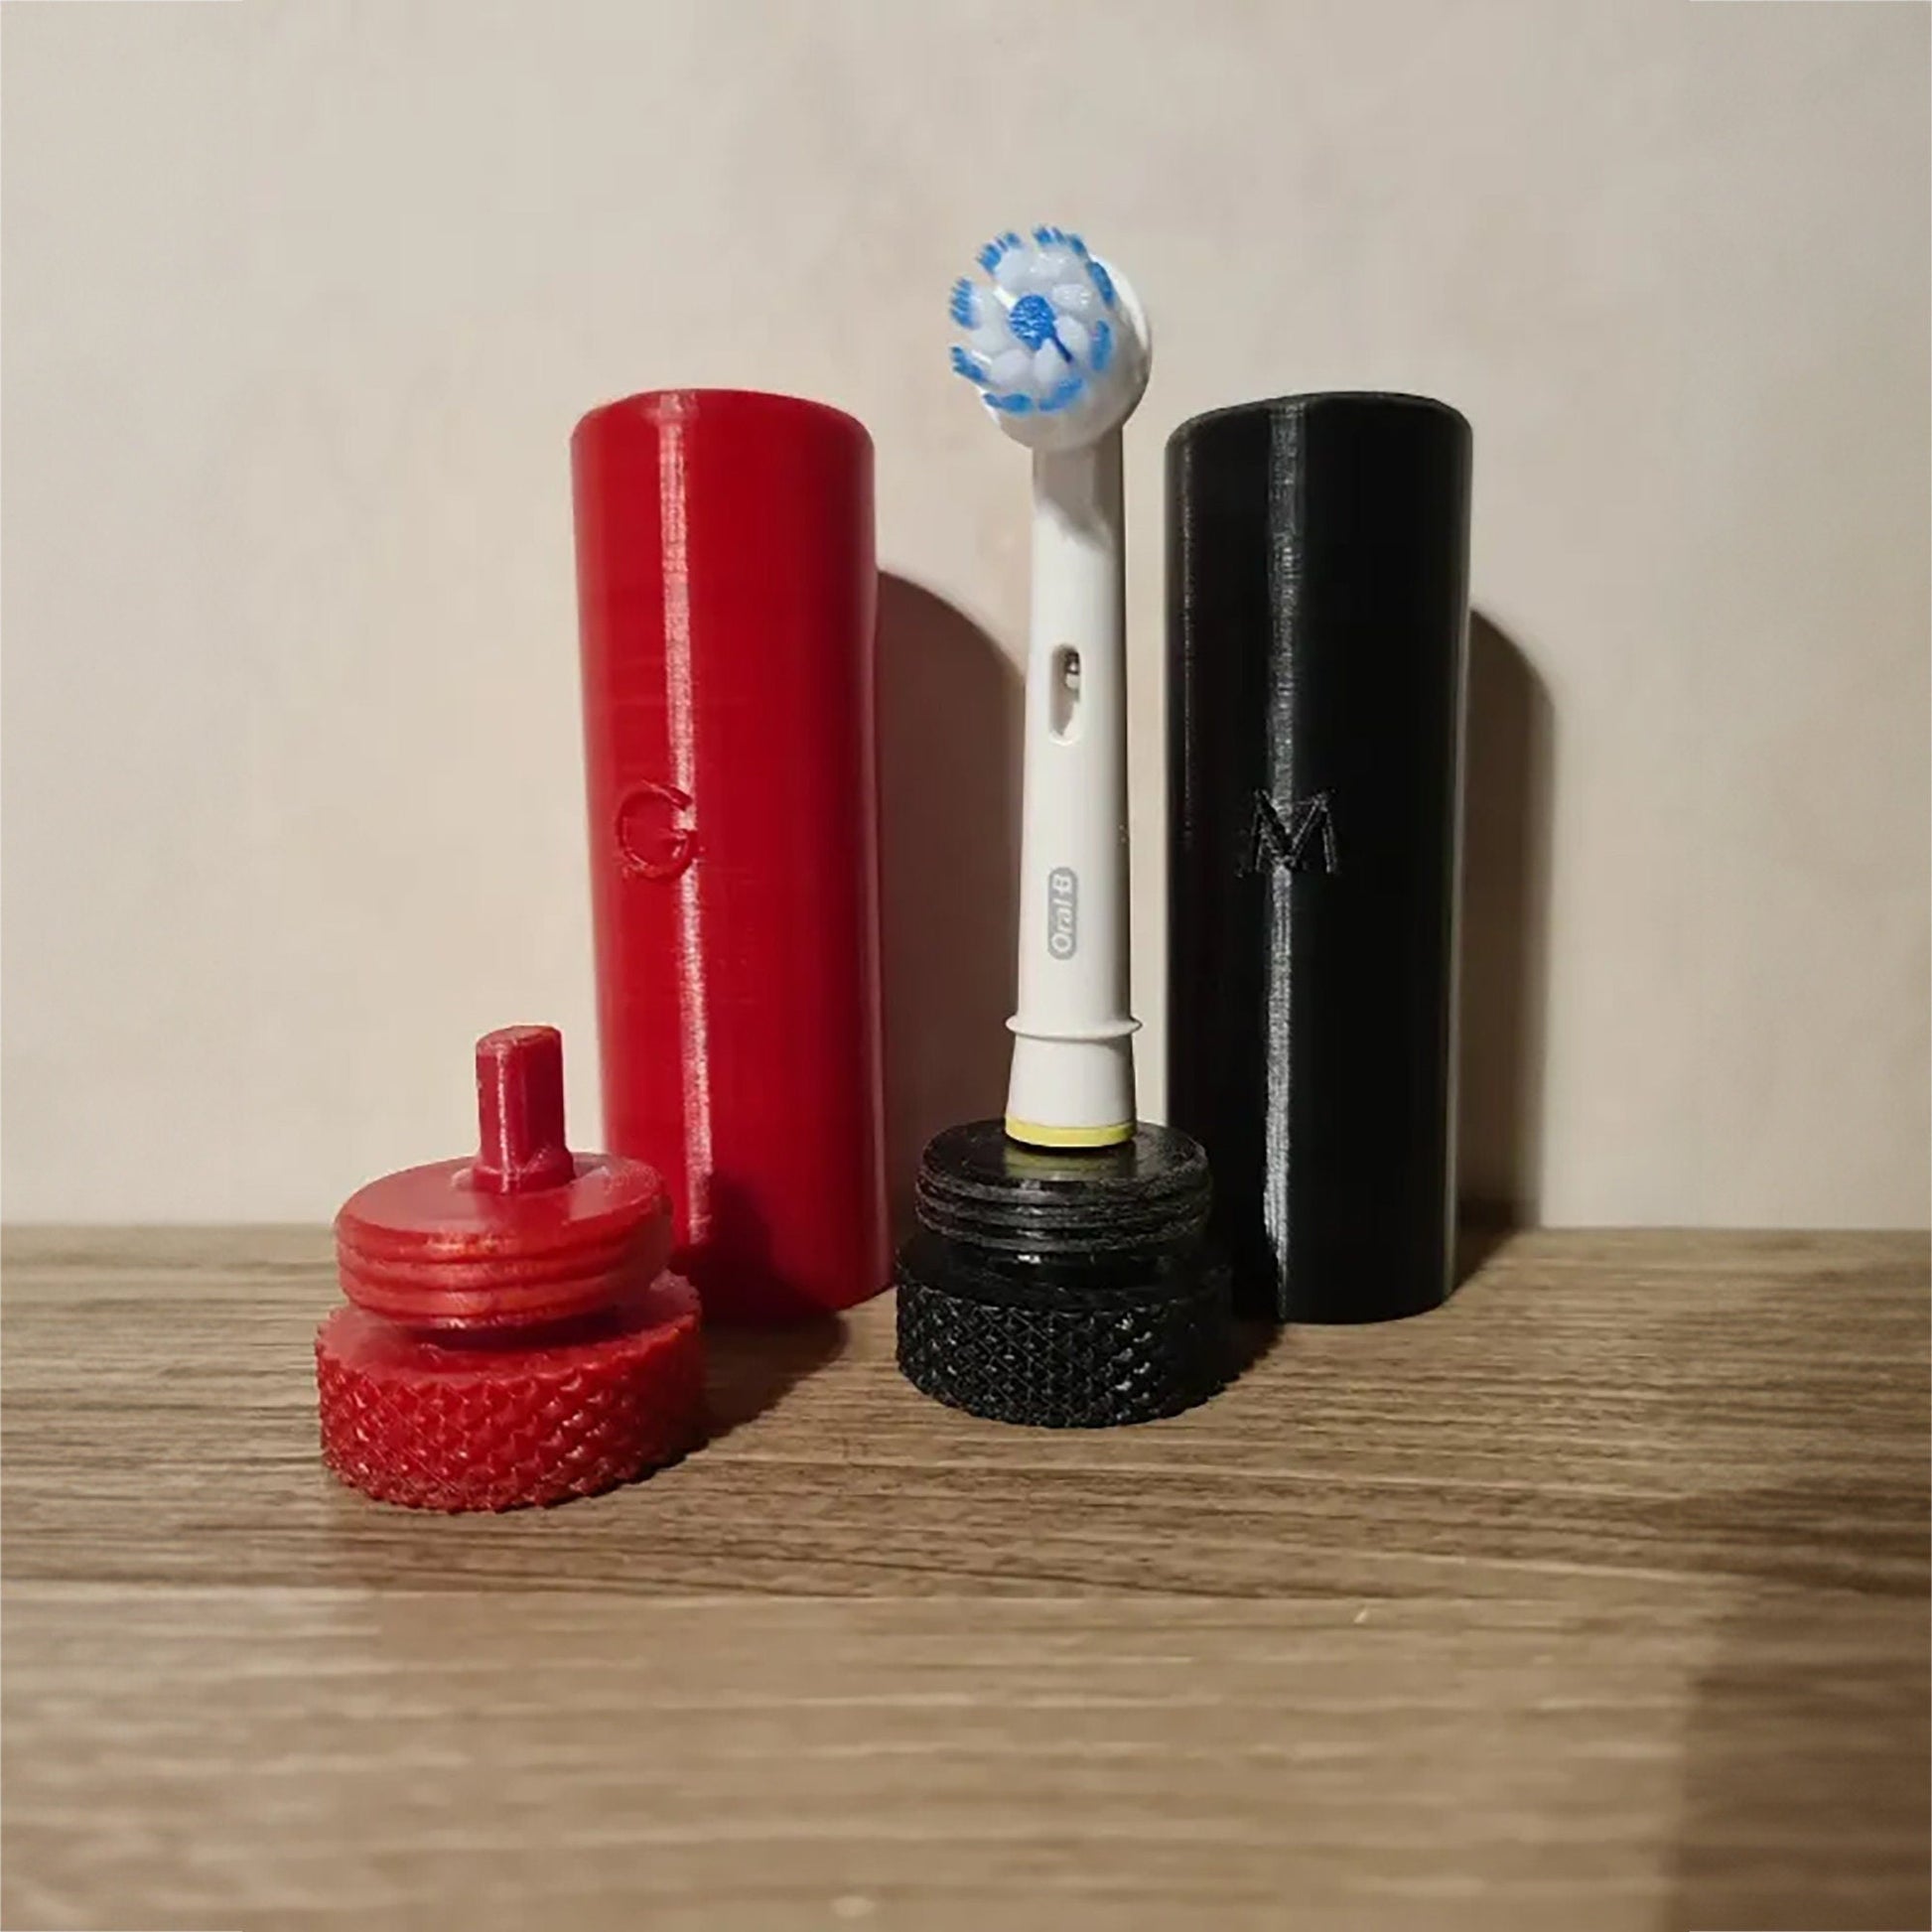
316, 1026, 705, 1512
472, 1026, 576, 1196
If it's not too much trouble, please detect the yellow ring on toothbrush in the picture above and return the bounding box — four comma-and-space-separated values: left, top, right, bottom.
1004, 1117, 1135, 1150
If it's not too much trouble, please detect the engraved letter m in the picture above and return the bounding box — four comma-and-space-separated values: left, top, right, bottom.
1243, 790, 1338, 877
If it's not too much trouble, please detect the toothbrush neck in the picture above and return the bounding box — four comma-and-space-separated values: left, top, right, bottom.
1032, 433, 1122, 544
1030, 433, 1125, 681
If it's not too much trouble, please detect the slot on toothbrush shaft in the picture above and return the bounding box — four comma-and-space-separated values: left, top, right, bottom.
1050, 647, 1081, 740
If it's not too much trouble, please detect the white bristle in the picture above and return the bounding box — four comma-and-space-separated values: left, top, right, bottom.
1023, 249, 1069, 292
989, 345, 1033, 392
993, 250, 1032, 295
1050, 281, 1100, 322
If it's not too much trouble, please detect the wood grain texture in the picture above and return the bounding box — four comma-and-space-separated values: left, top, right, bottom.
3, 1228, 1926, 1931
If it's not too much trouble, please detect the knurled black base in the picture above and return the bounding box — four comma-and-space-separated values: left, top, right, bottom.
894, 1122, 1233, 1429
897, 1251, 1231, 1428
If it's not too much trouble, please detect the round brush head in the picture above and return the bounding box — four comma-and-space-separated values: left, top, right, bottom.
948, 227, 1150, 453
896, 1121, 1230, 1429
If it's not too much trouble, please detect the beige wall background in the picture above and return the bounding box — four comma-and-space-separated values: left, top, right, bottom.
4, 0, 1926, 1227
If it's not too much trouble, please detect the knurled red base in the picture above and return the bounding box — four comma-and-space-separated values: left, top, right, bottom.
316, 1273, 703, 1511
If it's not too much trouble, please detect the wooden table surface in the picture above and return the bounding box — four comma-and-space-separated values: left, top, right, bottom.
2, 1228, 1926, 1932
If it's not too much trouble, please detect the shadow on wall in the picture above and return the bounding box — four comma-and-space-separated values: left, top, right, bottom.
876, 575, 1023, 1240
1457, 613, 1555, 1237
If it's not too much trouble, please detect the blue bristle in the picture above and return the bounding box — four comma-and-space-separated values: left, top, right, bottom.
1033, 225, 1054, 245
988, 390, 1034, 414
1067, 233, 1089, 258
977, 239, 1002, 272
1004, 230, 1022, 248
1090, 319, 1114, 375
950, 345, 987, 384
1008, 292, 1056, 350
1038, 375, 1086, 415
1087, 258, 1117, 308
949, 279, 975, 328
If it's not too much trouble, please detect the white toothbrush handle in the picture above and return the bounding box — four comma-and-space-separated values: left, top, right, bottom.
1005, 431, 1138, 1148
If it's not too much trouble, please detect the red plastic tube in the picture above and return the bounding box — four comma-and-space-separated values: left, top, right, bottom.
573, 390, 887, 1322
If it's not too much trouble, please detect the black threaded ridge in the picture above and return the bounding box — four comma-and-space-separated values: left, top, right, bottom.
914, 1121, 1210, 1259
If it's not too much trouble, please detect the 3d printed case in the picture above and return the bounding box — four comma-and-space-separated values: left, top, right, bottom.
1167, 392, 1472, 1322
573, 390, 888, 1323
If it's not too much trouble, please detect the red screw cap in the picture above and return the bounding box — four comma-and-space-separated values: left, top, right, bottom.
316, 1027, 704, 1511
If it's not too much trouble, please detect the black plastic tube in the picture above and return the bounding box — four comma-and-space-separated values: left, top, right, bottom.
1166, 394, 1471, 1322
